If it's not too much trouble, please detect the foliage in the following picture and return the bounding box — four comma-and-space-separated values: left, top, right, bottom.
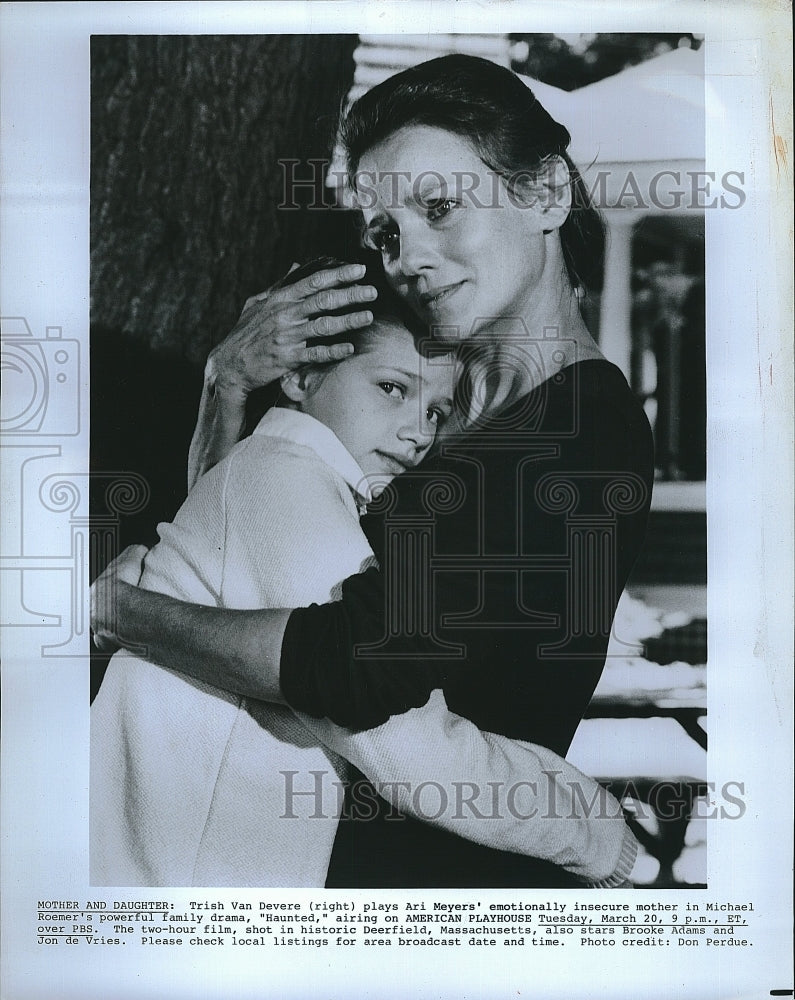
510, 33, 703, 91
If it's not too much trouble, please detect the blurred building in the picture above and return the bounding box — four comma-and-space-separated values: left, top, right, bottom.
542, 46, 707, 501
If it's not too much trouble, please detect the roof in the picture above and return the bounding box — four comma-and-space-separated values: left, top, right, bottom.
520, 45, 706, 167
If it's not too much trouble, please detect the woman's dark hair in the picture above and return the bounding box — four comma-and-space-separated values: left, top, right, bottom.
339, 54, 604, 293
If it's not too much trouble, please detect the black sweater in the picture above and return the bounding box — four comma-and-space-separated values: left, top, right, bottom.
281, 360, 654, 887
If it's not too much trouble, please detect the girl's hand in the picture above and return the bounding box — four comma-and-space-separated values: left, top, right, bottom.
90, 544, 149, 653
206, 261, 377, 397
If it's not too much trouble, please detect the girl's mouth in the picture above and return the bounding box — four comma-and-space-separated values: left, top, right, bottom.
375, 451, 413, 475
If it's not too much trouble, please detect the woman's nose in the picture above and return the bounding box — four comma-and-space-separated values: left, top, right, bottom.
394, 224, 440, 277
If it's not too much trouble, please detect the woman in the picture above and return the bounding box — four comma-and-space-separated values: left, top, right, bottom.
92, 54, 654, 887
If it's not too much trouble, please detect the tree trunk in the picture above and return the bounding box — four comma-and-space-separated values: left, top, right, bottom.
91, 34, 359, 363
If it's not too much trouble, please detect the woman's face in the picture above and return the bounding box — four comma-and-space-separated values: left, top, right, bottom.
355, 125, 552, 342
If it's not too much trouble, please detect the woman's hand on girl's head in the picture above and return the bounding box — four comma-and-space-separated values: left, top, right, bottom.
90, 544, 148, 653
188, 261, 378, 490
206, 261, 377, 398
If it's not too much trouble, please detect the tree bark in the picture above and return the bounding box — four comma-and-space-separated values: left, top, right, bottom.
91, 34, 359, 363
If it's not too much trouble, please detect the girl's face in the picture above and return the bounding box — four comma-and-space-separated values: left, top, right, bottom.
295, 321, 456, 491
355, 126, 553, 342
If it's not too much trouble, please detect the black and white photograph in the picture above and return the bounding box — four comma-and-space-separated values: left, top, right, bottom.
87, 30, 708, 891
1, 3, 792, 999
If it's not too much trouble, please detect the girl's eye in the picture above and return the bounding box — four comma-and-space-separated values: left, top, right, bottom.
426, 406, 446, 427
426, 198, 460, 222
378, 381, 405, 400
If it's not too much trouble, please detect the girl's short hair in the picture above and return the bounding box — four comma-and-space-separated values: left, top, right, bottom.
339, 54, 604, 293
275, 256, 429, 354
246, 256, 432, 433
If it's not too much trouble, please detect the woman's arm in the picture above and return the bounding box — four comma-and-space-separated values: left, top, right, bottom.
187, 369, 249, 490
186, 261, 376, 488
91, 547, 289, 704
92, 549, 440, 719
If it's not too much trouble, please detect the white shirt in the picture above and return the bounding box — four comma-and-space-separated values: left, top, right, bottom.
91, 408, 636, 887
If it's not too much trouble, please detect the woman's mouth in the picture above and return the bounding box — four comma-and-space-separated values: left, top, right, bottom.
419, 282, 464, 313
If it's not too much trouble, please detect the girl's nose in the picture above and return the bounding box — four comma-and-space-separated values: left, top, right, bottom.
397, 414, 436, 450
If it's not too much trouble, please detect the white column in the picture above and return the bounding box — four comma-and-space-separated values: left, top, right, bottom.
599, 213, 636, 379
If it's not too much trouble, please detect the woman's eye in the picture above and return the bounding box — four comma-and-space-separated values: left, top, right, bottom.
362, 226, 400, 258
426, 198, 459, 222
378, 381, 405, 400
426, 407, 445, 426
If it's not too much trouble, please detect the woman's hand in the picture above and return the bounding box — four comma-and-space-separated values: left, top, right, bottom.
205, 261, 377, 399
90, 544, 149, 653
189, 261, 377, 488
90, 541, 291, 702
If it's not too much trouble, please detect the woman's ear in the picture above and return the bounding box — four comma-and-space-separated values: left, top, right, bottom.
516, 155, 572, 232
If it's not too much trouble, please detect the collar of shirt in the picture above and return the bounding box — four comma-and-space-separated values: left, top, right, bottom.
252, 407, 372, 511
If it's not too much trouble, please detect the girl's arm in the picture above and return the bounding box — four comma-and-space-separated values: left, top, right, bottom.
297, 692, 638, 886
91, 550, 637, 887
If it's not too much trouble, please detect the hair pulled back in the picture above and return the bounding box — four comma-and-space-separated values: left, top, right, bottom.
340, 54, 604, 293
